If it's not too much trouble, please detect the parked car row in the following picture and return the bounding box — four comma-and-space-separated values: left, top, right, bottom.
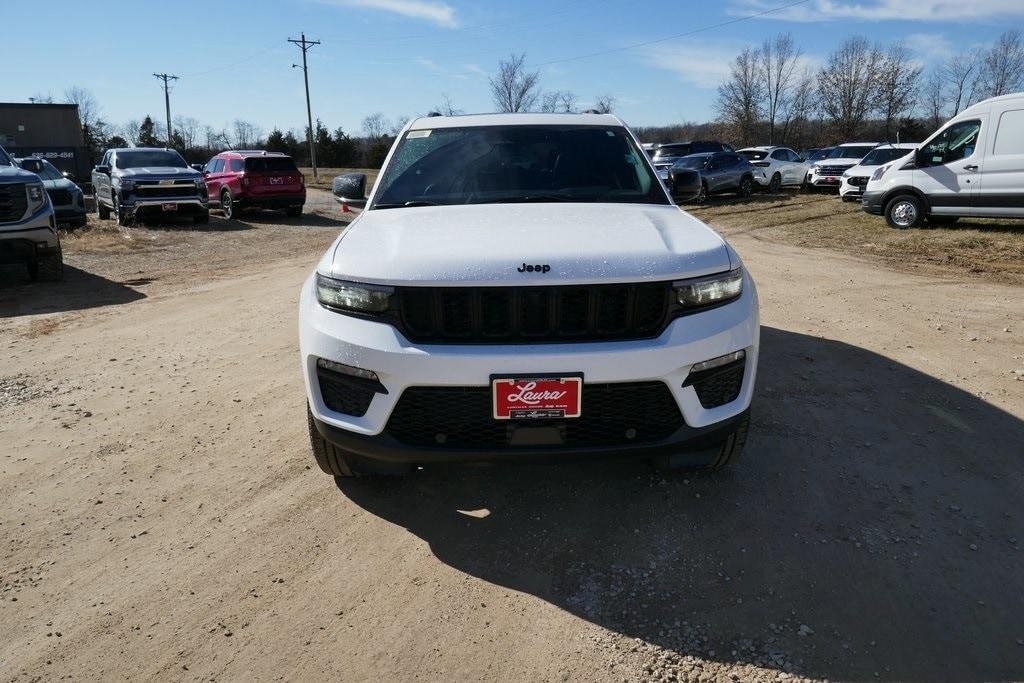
90, 148, 306, 226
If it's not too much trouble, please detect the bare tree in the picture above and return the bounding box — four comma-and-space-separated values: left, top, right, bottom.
231, 120, 263, 149
715, 47, 763, 147
489, 53, 541, 113
29, 93, 54, 104
979, 29, 1024, 98
63, 87, 97, 127
434, 94, 462, 116
120, 119, 142, 147
875, 42, 922, 140
759, 33, 802, 144
779, 67, 817, 144
940, 49, 982, 115
390, 116, 411, 135
173, 116, 201, 150
203, 125, 230, 151
922, 69, 946, 129
362, 113, 389, 139
540, 90, 578, 113
592, 94, 616, 114
817, 36, 884, 139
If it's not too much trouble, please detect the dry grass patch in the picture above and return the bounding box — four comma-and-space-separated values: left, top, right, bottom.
689, 193, 1024, 283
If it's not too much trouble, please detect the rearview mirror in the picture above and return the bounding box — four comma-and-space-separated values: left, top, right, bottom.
94, 165, 110, 175
332, 172, 368, 208
670, 168, 702, 203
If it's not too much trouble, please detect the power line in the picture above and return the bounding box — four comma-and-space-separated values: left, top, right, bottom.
288, 33, 321, 182
153, 73, 179, 145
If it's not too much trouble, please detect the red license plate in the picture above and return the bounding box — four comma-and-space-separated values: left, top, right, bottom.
492, 376, 582, 420
161, 203, 177, 212
269, 177, 284, 185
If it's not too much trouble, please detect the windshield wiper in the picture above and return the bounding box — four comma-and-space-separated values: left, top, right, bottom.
373, 200, 440, 209
474, 194, 579, 204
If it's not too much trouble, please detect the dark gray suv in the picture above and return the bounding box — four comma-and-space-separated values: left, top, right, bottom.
669, 152, 764, 204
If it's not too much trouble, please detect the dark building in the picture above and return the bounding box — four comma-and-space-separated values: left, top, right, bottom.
0, 103, 88, 180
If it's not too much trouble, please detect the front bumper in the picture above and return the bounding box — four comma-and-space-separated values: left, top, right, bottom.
126, 197, 209, 218
1, 204, 59, 252
807, 172, 843, 189
861, 190, 885, 215
300, 272, 760, 462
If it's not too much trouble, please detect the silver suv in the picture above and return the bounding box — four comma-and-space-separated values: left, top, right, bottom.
0, 146, 62, 281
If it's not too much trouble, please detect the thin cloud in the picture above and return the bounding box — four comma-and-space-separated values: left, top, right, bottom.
319, 0, 458, 27
639, 44, 736, 89
730, 0, 1024, 22
905, 32, 955, 62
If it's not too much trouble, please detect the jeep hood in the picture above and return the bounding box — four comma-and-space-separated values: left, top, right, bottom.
325, 203, 732, 286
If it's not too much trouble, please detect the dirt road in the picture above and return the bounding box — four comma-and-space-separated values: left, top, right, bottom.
1, 192, 1022, 682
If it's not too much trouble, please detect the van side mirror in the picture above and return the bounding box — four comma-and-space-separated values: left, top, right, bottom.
333, 172, 368, 208
670, 169, 702, 203
94, 165, 110, 175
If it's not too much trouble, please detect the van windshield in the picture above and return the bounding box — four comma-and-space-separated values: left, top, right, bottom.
372, 125, 668, 209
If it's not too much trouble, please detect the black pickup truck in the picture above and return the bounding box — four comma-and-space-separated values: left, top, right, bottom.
92, 148, 209, 226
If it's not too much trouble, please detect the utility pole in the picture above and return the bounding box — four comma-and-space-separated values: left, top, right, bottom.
153, 73, 179, 147
289, 33, 320, 181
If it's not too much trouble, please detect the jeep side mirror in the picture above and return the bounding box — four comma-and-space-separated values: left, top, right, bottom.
670, 168, 702, 203
332, 172, 368, 208
94, 165, 110, 175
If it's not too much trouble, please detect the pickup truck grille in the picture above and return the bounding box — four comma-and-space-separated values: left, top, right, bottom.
134, 183, 199, 199
389, 283, 672, 344
386, 382, 683, 449
0, 183, 28, 222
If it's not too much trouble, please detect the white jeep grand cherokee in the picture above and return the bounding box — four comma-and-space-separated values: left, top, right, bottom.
299, 113, 759, 479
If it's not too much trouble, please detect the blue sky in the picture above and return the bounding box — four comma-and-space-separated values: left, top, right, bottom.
4, 0, 1023, 136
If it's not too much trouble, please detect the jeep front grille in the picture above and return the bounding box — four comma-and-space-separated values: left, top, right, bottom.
386, 382, 683, 449
387, 283, 672, 344
0, 183, 28, 222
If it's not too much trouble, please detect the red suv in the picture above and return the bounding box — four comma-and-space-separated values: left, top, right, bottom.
203, 151, 305, 219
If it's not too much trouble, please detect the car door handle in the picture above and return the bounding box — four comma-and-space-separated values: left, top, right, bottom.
963, 164, 979, 171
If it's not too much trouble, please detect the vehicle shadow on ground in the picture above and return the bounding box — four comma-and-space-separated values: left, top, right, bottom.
0, 264, 146, 317
337, 326, 1024, 682
228, 210, 352, 229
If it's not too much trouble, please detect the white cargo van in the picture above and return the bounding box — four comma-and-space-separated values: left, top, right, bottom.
862, 92, 1024, 228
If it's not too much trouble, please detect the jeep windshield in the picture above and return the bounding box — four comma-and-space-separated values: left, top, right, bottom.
372, 125, 668, 209
115, 150, 187, 169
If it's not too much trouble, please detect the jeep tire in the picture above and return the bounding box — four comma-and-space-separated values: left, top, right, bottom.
307, 406, 409, 478
654, 411, 750, 473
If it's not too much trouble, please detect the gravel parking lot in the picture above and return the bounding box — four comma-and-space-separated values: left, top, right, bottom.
1, 190, 1022, 681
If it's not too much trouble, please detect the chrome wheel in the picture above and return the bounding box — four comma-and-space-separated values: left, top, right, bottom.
222, 190, 233, 219
891, 200, 917, 228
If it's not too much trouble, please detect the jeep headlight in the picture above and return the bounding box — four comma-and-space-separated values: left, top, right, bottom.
316, 273, 393, 313
27, 183, 48, 212
674, 268, 743, 307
